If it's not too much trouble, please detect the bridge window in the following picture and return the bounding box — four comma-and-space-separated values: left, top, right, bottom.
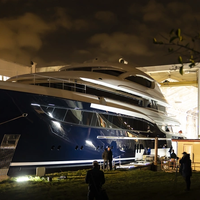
93, 70, 124, 77
125, 76, 152, 88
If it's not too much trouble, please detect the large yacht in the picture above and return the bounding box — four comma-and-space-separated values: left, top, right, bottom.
0, 59, 183, 176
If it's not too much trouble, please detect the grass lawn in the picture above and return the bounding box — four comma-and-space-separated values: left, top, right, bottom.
0, 167, 200, 200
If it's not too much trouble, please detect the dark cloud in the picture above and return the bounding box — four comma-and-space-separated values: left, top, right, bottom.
167, 2, 193, 13
54, 8, 73, 30
0, 12, 52, 64
0, 0, 200, 67
89, 32, 152, 56
95, 11, 117, 23
142, 0, 165, 22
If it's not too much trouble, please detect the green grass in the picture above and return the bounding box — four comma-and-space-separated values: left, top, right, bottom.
0, 168, 200, 200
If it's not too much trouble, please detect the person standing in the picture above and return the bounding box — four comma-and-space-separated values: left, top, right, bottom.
147, 147, 151, 155
170, 150, 178, 169
107, 147, 113, 170
85, 161, 105, 200
179, 152, 192, 191
168, 146, 173, 157
170, 150, 177, 159
102, 148, 109, 171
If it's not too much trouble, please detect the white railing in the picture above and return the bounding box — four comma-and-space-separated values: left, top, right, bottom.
113, 155, 121, 168
13, 73, 87, 93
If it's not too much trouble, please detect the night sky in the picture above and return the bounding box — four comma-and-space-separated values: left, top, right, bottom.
0, 0, 200, 67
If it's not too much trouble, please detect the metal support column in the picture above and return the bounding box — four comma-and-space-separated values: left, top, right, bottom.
154, 137, 158, 166
198, 70, 200, 139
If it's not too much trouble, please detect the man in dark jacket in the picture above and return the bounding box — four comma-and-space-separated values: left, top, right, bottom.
170, 150, 178, 169
179, 152, 192, 191
85, 161, 105, 200
171, 150, 177, 159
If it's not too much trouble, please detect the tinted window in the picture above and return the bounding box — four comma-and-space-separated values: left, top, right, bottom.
65, 67, 93, 71
53, 108, 67, 120
101, 114, 114, 128
41, 106, 54, 113
94, 70, 124, 77
50, 83, 63, 89
86, 87, 141, 106
82, 112, 99, 127
98, 114, 107, 128
112, 116, 125, 129
125, 76, 152, 88
64, 110, 82, 124
39, 106, 152, 132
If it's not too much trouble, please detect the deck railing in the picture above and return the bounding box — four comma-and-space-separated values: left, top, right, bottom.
21, 73, 87, 93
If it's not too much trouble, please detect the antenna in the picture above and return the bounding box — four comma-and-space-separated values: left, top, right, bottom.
119, 58, 128, 64
31, 61, 37, 73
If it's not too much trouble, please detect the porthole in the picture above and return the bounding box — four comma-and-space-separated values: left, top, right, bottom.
80, 146, 83, 150
57, 145, 61, 150
51, 146, 55, 150
75, 146, 78, 150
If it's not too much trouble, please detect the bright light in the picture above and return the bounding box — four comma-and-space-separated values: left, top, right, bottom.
48, 112, 53, 118
16, 176, 42, 182
16, 176, 30, 182
31, 103, 40, 106
0, 75, 10, 81
4, 76, 10, 81
52, 121, 61, 128
86, 140, 93, 145
10, 157, 136, 167
85, 140, 95, 148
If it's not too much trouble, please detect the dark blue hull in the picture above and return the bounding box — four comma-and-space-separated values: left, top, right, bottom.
0, 89, 168, 176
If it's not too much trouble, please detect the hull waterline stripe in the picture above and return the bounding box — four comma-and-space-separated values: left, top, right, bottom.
10, 157, 135, 167
97, 136, 172, 140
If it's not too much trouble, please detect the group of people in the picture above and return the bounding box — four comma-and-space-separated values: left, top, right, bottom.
102, 146, 113, 171
143, 147, 151, 155
85, 146, 192, 200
